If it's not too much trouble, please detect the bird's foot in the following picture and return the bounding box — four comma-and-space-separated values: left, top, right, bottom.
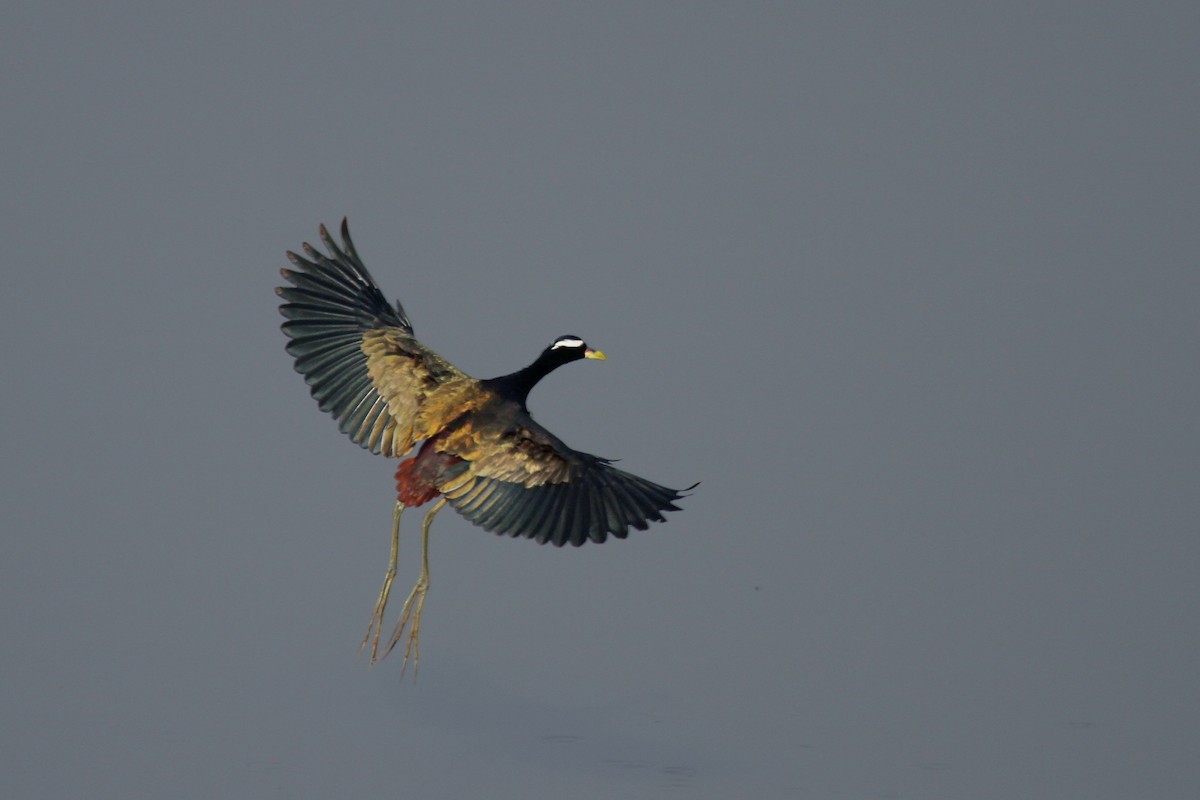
359, 565, 397, 665
359, 500, 405, 666
386, 577, 428, 678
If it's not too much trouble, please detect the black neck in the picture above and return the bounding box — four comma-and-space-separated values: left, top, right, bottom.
483, 348, 571, 407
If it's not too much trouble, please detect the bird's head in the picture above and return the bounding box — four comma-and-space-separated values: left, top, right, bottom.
548, 335, 606, 364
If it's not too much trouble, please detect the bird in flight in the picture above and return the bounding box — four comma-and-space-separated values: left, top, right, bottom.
277, 220, 693, 674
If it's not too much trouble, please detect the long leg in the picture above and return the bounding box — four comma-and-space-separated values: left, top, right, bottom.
360, 500, 405, 665
386, 497, 447, 677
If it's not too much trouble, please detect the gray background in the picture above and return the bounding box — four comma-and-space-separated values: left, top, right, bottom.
3, 3, 1197, 798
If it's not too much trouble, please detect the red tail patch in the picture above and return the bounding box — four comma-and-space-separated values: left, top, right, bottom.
395, 458, 440, 507
395, 440, 463, 507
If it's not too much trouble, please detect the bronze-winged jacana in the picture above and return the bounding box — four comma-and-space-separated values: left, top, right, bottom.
277, 220, 693, 674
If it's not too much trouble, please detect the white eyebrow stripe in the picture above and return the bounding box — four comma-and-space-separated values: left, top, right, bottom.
552, 337, 585, 349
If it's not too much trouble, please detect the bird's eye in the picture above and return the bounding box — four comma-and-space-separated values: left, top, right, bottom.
552, 337, 585, 350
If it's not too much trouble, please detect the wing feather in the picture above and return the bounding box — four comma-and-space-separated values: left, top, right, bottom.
277, 219, 473, 457
437, 414, 693, 546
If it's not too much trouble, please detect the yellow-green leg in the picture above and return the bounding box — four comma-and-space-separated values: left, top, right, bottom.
386, 497, 447, 677
360, 500, 405, 665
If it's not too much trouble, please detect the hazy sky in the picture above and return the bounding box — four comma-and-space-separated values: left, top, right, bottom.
3, 3, 1198, 798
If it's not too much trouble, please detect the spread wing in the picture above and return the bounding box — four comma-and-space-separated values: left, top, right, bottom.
435, 412, 694, 547
277, 219, 475, 457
